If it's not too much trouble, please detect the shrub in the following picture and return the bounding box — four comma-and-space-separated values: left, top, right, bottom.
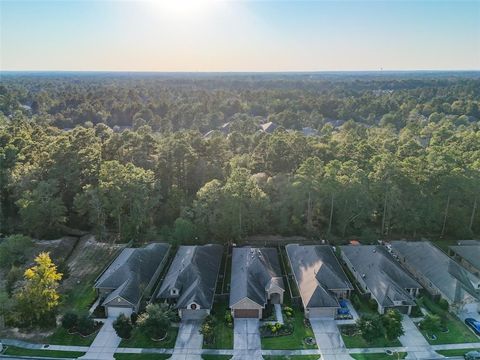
224, 311, 233, 327
357, 314, 384, 342
137, 303, 174, 340
113, 314, 133, 339
420, 313, 441, 333
437, 298, 449, 311
382, 309, 404, 340
76, 315, 96, 335
368, 298, 378, 311
61, 312, 78, 330
200, 315, 215, 344
0, 235, 33, 269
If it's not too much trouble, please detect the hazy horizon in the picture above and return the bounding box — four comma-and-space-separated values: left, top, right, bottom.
1, 0, 480, 72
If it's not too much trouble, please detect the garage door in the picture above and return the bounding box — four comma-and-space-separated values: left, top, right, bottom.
307, 307, 335, 319
107, 306, 133, 318
234, 309, 259, 318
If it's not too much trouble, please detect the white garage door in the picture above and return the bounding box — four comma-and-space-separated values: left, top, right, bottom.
107, 306, 133, 318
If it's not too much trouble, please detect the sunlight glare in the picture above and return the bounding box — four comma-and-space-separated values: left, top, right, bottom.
149, 0, 218, 18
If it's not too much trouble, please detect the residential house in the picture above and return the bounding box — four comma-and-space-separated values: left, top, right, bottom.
391, 241, 480, 313
94, 243, 170, 318
449, 240, 480, 278
286, 244, 353, 318
230, 247, 285, 318
156, 244, 223, 320
341, 245, 421, 315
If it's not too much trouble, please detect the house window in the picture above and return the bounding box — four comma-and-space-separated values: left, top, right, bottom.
171, 288, 178, 296
190, 303, 197, 310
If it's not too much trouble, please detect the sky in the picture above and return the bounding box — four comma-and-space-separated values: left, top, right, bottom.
1, 0, 479, 72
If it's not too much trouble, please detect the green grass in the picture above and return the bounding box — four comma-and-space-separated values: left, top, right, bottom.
203, 301, 234, 349
3, 346, 85, 358
263, 356, 320, 360
351, 353, 406, 360
47, 327, 97, 346
201, 356, 232, 360
340, 327, 402, 348
119, 327, 178, 348
416, 297, 480, 344
436, 348, 480, 357
114, 354, 171, 360
61, 275, 97, 312
261, 308, 317, 350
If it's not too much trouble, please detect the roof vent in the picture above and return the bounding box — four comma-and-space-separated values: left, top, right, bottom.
362, 274, 366, 278
373, 249, 376, 253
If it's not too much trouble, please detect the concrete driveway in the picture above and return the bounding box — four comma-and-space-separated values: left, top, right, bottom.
232, 319, 263, 360
80, 318, 121, 360
310, 319, 353, 360
399, 316, 442, 359
168, 320, 203, 360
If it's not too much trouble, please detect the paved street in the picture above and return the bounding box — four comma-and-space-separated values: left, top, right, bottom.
310, 319, 353, 360
232, 318, 263, 360
168, 320, 203, 360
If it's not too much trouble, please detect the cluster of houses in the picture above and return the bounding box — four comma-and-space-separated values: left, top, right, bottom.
93, 240, 480, 321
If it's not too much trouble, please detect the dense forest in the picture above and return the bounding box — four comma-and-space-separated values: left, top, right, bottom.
1, 72, 479, 244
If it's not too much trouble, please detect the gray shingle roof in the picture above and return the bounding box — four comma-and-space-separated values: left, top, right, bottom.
391, 241, 480, 303
156, 244, 223, 310
95, 243, 170, 306
230, 247, 285, 307
341, 245, 421, 308
450, 241, 480, 270
286, 244, 353, 309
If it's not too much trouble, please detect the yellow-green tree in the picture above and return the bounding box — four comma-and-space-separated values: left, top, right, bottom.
15, 252, 63, 326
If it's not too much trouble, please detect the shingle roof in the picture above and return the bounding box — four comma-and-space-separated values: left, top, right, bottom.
156, 244, 223, 310
450, 243, 480, 270
341, 245, 421, 308
230, 247, 285, 307
391, 241, 480, 303
95, 243, 170, 306
286, 244, 352, 309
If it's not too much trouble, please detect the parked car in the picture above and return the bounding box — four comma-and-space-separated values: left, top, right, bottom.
464, 350, 480, 360
465, 318, 480, 335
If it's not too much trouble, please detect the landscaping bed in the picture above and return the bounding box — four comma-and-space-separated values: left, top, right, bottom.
3, 346, 85, 358
47, 326, 97, 346
261, 307, 317, 350
119, 327, 178, 348
202, 301, 234, 349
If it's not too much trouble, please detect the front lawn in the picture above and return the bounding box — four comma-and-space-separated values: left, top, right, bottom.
351, 353, 406, 360
114, 354, 170, 360
340, 326, 402, 348
436, 348, 480, 357
47, 326, 97, 346
261, 308, 317, 350
3, 346, 85, 358
416, 297, 479, 344
263, 356, 320, 360
203, 301, 234, 349
119, 327, 178, 348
